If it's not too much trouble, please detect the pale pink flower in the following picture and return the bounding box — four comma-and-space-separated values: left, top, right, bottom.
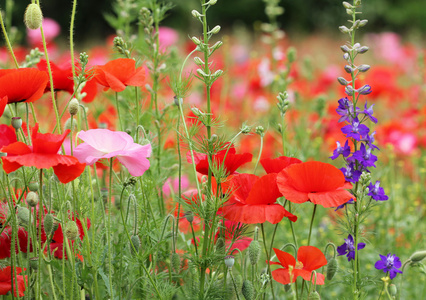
158, 27, 179, 52
27, 18, 61, 45
73, 129, 151, 177
162, 176, 190, 197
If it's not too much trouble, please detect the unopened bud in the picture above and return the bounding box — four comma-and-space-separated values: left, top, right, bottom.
11, 117, 22, 130
343, 53, 350, 61
68, 98, 79, 115
307, 291, 321, 299
44, 214, 54, 236
389, 284, 397, 297
185, 211, 194, 223
210, 25, 221, 35
206, 0, 217, 5
255, 126, 265, 136
65, 220, 79, 241
173, 96, 183, 106
342, 2, 353, 9
346, 9, 353, 15
211, 41, 223, 52
17, 207, 30, 226
248, 240, 261, 265
130, 235, 140, 255
213, 69, 223, 77
358, 64, 371, 72
340, 45, 351, 53
24, 3, 43, 30
28, 182, 39, 192
344, 65, 354, 73
359, 20, 368, 27
357, 46, 369, 54
358, 84, 372, 95
326, 257, 338, 280
287, 47, 297, 63
191, 36, 201, 45
345, 85, 354, 95
194, 56, 204, 66
191, 10, 203, 18
410, 250, 426, 262
339, 26, 351, 34
171, 252, 181, 272
337, 77, 349, 86
242, 280, 255, 300
30, 257, 39, 270
26, 191, 39, 207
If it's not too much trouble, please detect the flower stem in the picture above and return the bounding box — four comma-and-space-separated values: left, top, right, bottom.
307, 204, 317, 246
261, 223, 276, 300
107, 158, 114, 299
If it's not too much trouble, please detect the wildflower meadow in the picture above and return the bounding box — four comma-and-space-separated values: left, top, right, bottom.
0, 0, 425, 299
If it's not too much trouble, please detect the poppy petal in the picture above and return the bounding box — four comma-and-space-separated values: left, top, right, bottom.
297, 246, 328, 271
308, 189, 354, 207
261, 156, 302, 174
271, 268, 292, 285
293, 269, 325, 285
246, 173, 281, 205
273, 248, 296, 268
0, 96, 6, 117
52, 160, 86, 183
0, 124, 17, 149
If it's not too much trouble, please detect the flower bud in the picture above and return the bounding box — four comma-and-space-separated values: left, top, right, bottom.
65, 220, 79, 241
346, 9, 353, 15
191, 10, 203, 18
224, 255, 235, 268
345, 85, 354, 95
171, 253, 181, 273
343, 53, 350, 61
358, 84, 372, 95
389, 284, 397, 297
344, 65, 354, 73
191, 36, 201, 45
209, 25, 221, 35
359, 19, 368, 27
11, 117, 22, 130
326, 257, 338, 280
30, 257, 39, 270
28, 182, 39, 192
130, 235, 140, 255
255, 126, 265, 136
206, 0, 217, 5
68, 98, 79, 116
342, 2, 353, 9
354, 0, 362, 5
24, 3, 43, 30
26, 191, 39, 207
307, 291, 321, 299
196, 68, 209, 78
340, 45, 351, 53
248, 240, 261, 265
339, 26, 351, 34
287, 47, 297, 63
43, 214, 54, 236
242, 280, 255, 300
211, 41, 223, 52
358, 64, 371, 72
337, 77, 349, 86
194, 56, 204, 66
17, 207, 30, 226
409, 250, 426, 262
213, 69, 223, 77
185, 211, 194, 223
357, 46, 369, 54
173, 96, 182, 106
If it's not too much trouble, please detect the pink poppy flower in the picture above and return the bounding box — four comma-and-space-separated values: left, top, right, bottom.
73, 129, 151, 177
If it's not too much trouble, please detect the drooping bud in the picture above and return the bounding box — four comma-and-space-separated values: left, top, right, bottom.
68, 98, 79, 116
24, 3, 43, 30
340, 45, 351, 53
191, 36, 201, 45
339, 26, 350, 34
224, 255, 235, 269
359, 20, 368, 27
389, 284, 397, 297
337, 77, 349, 86
193, 56, 204, 66
130, 235, 140, 255
242, 279, 255, 300
326, 257, 338, 280
65, 220, 79, 241
344, 65, 354, 73
357, 46, 369, 54
209, 25, 221, 35
17, 207, 30, 226
191, 10, 203, 18
26, 191, 39, 207
248, 240, 261, 265
43, 214, 54, 236
357, 64, 371, 72
11, 117, 22, 130
185, 211, 194, 223
307, 291, 321, 299
409, 250, 426, 262
171, 253, 181, 273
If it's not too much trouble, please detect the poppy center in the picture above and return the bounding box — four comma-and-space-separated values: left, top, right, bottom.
295, 261, 304, 269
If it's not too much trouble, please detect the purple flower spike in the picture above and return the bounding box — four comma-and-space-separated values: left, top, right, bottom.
340, 162, 362, 183
358, 84, 372, 95
330, 140, 351, 160
337, 234, 366, 261
362, 132, 380, 151
367, 181, 389, 201
336, 97, 360, 123
375, 253, 403, 279
350, 143, 377, 168
363, 102, 378, 124
341, 117, 370, 141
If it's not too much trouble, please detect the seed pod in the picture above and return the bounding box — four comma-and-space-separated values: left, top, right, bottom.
224, 255, 235, 269
24, 3, 43, 30
248, 240, 261, 265
130, 235, 140, 255
65, 220, 79, 240
17, 207, 30, 226
11, 117, 22, 130
43, 214, 54, 236
26, 191, 39, 207
326, 257, 338, 280
28, 182, 39, 192
30, 257, 39, 270
242, 279, 255, 300
307, 291, 321, 299
171, 253, 181, 273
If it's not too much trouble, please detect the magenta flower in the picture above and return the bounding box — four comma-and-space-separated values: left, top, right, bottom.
73, 129, 151, 177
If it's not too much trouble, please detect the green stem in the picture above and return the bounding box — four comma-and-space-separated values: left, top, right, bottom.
0, 8, 19, 68
261, 223, 276, 300
108, 158, 114, 299
307, 204, 318, 246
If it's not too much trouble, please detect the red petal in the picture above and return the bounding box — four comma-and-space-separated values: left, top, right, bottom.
37, 60, 74, 92
124, 66, 146, 87
297, 246, 328, 271
230, 173, 258, 203
4, 153, 78, 169
32, 124, 70, 154
273, 248, 296, 268
277, 172, 309, 204
308, 189, 354, 207
0, 96, 6, 117
261, 156, 302, 174
246, 174, 281, 205
293, 269, 325, 285
271, 268, 292, 285
52, 159, 86, 183
0, 124, 16, 148
1, 142, 31, 155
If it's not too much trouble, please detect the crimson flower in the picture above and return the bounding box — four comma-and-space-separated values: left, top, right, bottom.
94, 58, 146, 92
0, 266, 27, 297
277, 161, 353, 208
0, 96, 6, 117
0, 125, 17, 150
187, 145, 252, 177
270, 246, 327, 285
1, 124, 85, 183
222, 173, 297, 224
0, 68, 48, 103
37, 60, 98, 103
260, 156, 302, 174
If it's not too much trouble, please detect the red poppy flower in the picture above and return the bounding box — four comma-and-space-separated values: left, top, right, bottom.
0, 266, 27, 297
37, 60, 98, 103
94, 58, 146, 92
215, 220, 252, 253
0, 96, 6, 117
0, 68, 48, 103
1, 124, 85, 183
0, 124, 17, 149
277, 161, 353, 208
222, 173, 297, 224
260, 156, 302, 174
270, 246, 327, 285
187, 145, 253, 177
